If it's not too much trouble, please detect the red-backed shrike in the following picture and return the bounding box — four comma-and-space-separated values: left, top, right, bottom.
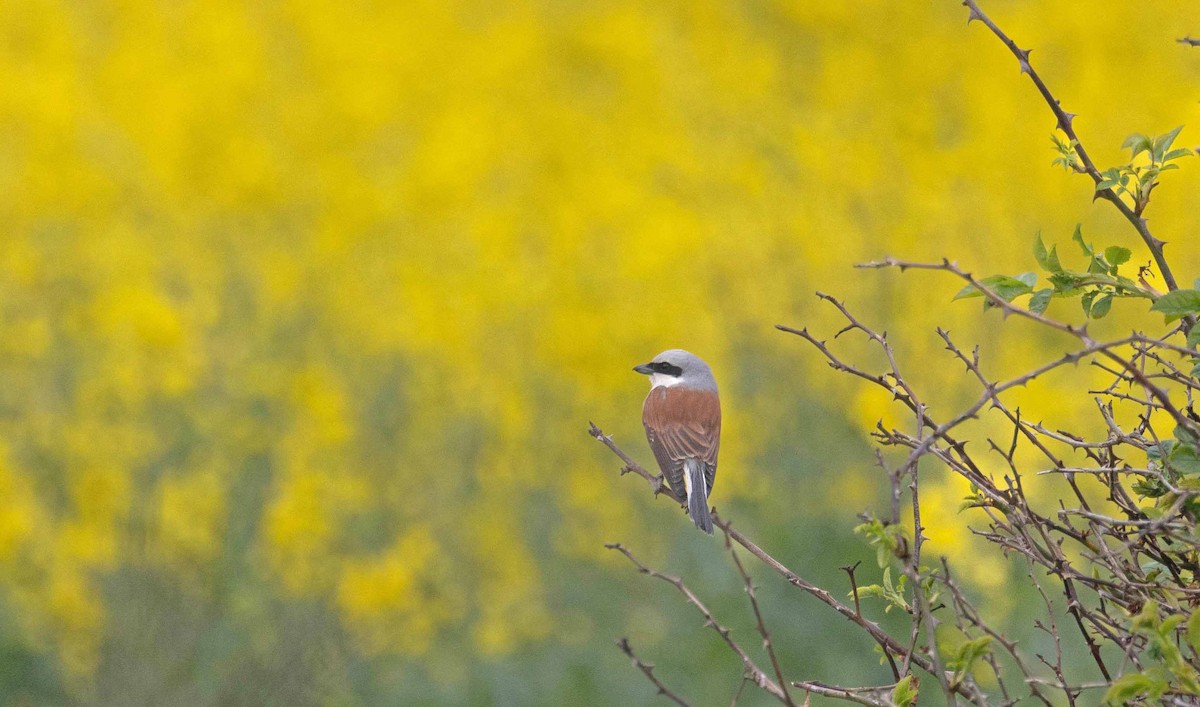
634, 349, 721, 534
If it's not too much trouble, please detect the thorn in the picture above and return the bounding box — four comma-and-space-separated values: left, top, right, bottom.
963, 1, 983, 24
1016, 48, 1033, 76
1058, 112, 1076, 132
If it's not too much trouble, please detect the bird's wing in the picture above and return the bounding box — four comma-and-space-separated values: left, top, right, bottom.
643, 387, 721, 497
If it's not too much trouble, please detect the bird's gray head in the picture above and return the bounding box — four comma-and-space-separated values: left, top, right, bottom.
633, 349, 718, 391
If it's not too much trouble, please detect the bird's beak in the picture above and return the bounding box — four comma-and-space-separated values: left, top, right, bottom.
633, 363, 655, 375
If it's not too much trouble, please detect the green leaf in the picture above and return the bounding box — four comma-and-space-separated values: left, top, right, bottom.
1104, 246, 1131, 268
854, 518, 907, 568
1151, 289, 1200, 319
1091, 294, 1113, 319
1104, 673, 1160, 705
953, 275, 1035, 302
1142, 560, 1166, 582
1122, 132, 1154, 159
1116, 275, 1144, 293
1028, 288, 1051, 315
1188, 611, 1200, 660
1048, 270, 1085, 294
1164, 147, 1194, 162
1082, 290, 1098, 317
1033, 234, 1063, 272
1153, 125, 1185, 159
1133, 600, 1161, 631
1187, 324, 1200, 349
1160, 614, 1186, 634
891, 675, 918, 706
1133, 475, 1168, 498
1168, 442, 1200, 475
1072, 224, 1092, 256
1148, 440, 1175, 463
956, 636, 992, 664
948, 636, 992, 685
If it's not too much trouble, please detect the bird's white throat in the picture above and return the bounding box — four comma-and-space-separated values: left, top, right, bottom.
648, 372, 682, 388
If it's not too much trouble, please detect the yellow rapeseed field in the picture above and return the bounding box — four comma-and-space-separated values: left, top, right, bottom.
1, 0, 1198, 702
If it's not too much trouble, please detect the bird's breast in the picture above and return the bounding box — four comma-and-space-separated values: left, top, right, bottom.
643, 385, 721, 428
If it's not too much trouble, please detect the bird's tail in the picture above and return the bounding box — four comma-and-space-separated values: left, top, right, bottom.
684, 458, 713, 535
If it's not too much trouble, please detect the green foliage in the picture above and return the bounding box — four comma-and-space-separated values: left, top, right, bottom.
891, 674, 919, 706
1151, 288, 1200, 321
1105, 673, 1167, 704
1146, 426, 1200, 477
855, 567, 910, 614
1050, 133, 1082, 172
955, 228, 1152, 318
1154, 285, 1200, 386
1096, 126, 1193, 215
958, 486, 990, 512
853, 516, 909, 568
1104, 601, 1200, 704
952, 129, 1196, 322
1137, 426, 1200, 524
1188, 609, 1200, 656
1053, 126, 1193, 214
945, 636, 993, 688
953, 273, 1037, 307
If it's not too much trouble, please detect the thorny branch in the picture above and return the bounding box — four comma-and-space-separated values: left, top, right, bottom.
599, 267, 1200, 704
785, 283, 1200, 701
615, 638, 692, 707
791, 680, 894, 707
597, 2, 1200, 704
590, 427, 985, 702
721, 531, 797, 706
961, 0, 1182, 294
605, 542, 790, 703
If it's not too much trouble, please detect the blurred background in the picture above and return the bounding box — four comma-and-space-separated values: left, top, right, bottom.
2, 0, 1199, 704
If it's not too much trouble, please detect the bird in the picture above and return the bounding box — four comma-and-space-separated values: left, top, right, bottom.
633, 349, 721, 534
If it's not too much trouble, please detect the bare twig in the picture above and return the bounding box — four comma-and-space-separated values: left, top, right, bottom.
843, 560, 902, 682
616, 638, 692, 706
606, 542, 790, 702
792, 680, 893, 707
722, 530, 796, 706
